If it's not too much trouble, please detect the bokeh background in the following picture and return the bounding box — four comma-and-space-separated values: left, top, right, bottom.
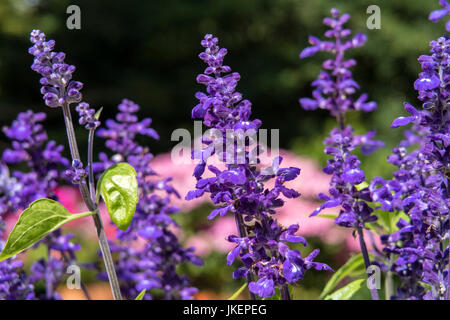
0, 0, 447, 299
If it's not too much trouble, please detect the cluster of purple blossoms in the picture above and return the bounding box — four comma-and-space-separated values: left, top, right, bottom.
1, 110, 82, 299
187, 34, 331, 299
29, 30, 82, 108
299, 9, 384, 229
0, 248, 35, 300
0, 163, 20, 216
95, 99, 202, 300
0, 163, 35, 300
75, 102, 101, 130
29, 30, 97, 186
429, 0, 450, 32
371, 35, 449, 299
65, 159, 87, 185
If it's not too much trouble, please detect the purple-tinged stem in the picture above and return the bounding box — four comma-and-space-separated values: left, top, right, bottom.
357, 227, 379, 300
61, 103, 122, 300
87, 129, 96, 202
45, 247, 53, 300
280, 285, 291, 300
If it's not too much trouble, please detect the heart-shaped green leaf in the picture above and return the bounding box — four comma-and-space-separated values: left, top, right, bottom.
97, 162, 139, 231
324, 279, 365, 300
0, 199, 95, 261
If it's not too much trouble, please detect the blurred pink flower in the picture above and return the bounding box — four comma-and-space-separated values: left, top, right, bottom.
186, 216, 236, 256
54, 186, 85, 213
152, 148, 360, 254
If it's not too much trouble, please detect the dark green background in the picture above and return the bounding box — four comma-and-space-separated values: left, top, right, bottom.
0, 0, 446, 180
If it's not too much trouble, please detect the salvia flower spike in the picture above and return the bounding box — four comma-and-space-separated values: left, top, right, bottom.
299, 8, 384, 300
187, 34, 331, 299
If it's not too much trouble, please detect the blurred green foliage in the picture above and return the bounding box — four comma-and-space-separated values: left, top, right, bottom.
0, 0, 447, 299
0, 0, 446, 174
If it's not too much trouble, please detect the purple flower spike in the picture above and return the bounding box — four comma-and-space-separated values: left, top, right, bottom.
65, 159, 87, 185
299, 9, 383, 230
75, 102, 101, 130
372, 36, 449, 300
1, 111, 80, 300
188, 34, 330, 299
299, 9, 377, 117
29, 30, 82, 108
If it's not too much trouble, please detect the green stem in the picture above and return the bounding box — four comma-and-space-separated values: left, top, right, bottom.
61, 103, 123, 300
280, 285, 291, 300
357, 227, 379, 300
385, 270, 393, 300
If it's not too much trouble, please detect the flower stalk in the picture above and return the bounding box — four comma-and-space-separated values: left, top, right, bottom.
61, 103, 122, 300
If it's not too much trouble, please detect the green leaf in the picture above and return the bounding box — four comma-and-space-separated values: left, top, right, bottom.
135, 289, 146, 300
97, 162, 139, 231
0, 199, 95, 261
227, 283, 247, 300
94, 107, 103, 120
320, 253, 365, 299
324, 279, 365, 300
316, 213, 338, 220
355, 181, 369, 191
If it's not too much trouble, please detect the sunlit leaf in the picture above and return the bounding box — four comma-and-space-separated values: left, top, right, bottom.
0, 199, 95, 261
97, 162, 139, 231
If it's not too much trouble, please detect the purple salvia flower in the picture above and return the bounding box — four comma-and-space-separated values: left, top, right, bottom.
0, 163, 21, 216
300, 9, 383, 228
0, 245, 35, 300
65, 159, 87, 185
95, 99, 201, 300
299, 9, 383, 300
29, 30, 82, 108
75, 102, 101, 130
376, 37, 450, 300
1, 110, 82, 300
188, 34, 331, 299
0, 163, 35, 300
28, 30, 98, 133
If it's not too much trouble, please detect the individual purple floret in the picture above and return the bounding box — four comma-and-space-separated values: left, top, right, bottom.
75, 102, 101, 130
373, 36, 449, 300
299, 9, 383, 227
187, 34, 331, 299
65, 159, 87, 185
429, 0, 450, 31
95, 99, 202, 300
1, 110, 82, 300
299, 9, 383, 300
